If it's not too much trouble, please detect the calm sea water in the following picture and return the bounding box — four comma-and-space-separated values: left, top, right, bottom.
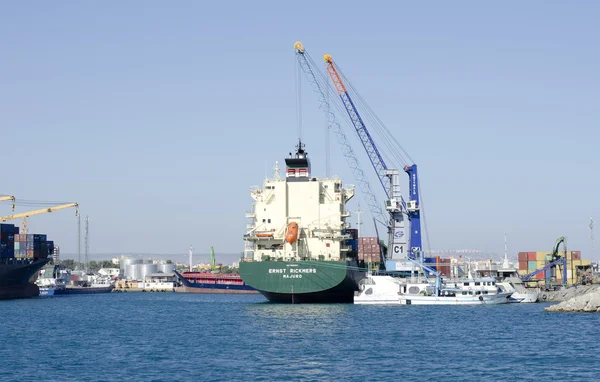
1, 293, 599, 381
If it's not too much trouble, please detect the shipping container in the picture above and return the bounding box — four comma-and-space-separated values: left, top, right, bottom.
527, 252, 536, 261
528, 261, 538, 270
545, 269, 551, 279
536, 272, 544, 280
518, 252, 528, 262
0, 224, 15, 233
518, 261, 528, 270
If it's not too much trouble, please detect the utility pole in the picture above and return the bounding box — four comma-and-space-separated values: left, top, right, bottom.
84, 216, 89, 273
189, 245, 193, 272
590, 217, 595, 262
77, 214, 81, 269
502, 233, 509, 269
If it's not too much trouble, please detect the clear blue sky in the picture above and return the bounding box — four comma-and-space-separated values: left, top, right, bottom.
1, 1, 598, 262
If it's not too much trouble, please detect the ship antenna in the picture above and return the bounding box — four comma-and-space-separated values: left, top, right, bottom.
273, 161, 280, 180
189, 245, 193, 272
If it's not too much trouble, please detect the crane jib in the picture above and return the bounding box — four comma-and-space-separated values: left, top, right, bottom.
325, 59, 390, 198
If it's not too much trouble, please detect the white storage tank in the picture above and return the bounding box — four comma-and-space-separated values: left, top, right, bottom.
121, 258, 143, 278
158, 263, 175, 274
140, 263, 158, 281
125, 264, 142, 281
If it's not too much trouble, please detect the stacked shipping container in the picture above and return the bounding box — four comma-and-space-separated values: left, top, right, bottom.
0, 223, 17, 258
0, 223, 53, 260
517, 250, 588, 285
358, 237, 381, 263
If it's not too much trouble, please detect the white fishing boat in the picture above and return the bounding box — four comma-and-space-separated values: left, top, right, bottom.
355, 274, 511, 305
497, 277, 539, 303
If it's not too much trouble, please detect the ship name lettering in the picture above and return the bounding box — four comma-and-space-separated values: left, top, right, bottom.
289, 268, 317, 274
268, 269, 286, 274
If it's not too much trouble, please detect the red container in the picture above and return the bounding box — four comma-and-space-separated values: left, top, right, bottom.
518, 252, 528, 262
527, 252, 536, 261
572, 251, 581, 260
518, 261, 528, 270
536, 272, 544, 280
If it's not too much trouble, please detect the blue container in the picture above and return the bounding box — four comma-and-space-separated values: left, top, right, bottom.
0, 224, 15, 233
26, 234, 34, 242
424, 257, 436, 263
546, 269, 551, 279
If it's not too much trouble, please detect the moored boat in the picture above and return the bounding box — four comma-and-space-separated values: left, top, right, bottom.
0, 223, 54, 299
239, 141, 366, 303
174, 270, 257, 294
355, 266, 512, 305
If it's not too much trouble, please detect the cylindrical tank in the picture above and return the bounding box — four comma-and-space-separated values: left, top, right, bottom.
140, 263, 158, 281
120, 258, 143, 278
125, 264, 140, 281
158, 263, 175, 274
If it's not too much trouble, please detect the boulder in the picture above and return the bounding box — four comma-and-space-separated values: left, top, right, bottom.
545, 289, 600, 312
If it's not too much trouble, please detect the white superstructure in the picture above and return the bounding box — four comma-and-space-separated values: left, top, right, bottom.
243, 141, 355, 262
354, 274, 512, 305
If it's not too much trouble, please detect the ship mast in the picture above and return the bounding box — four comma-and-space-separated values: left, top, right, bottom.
189, 245, 193, 272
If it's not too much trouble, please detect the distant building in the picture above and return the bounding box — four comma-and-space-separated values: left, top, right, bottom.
99, 268, 120, 277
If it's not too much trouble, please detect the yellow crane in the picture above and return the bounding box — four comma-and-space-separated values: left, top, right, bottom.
0, 202, 79, 233
0, 195, 15, 211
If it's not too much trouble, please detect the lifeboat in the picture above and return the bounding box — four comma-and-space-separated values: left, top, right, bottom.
285, 222, 299, 245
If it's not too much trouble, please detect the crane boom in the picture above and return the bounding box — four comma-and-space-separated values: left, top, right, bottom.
0, 195, 15, 211
294, 42, 386, 226
323, 54, 422, 259
324, 54, 390, 197
0, 203, 79, 222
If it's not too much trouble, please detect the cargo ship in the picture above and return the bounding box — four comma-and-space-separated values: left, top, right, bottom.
37, 264, 114, 296
238, 141, 366, 303
0, 223, 54, 299
174, 270, 257, 294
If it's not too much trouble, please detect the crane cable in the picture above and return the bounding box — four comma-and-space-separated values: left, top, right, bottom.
296, 49, 387, 225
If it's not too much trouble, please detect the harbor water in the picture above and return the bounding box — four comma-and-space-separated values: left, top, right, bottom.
2, 293, 600, 381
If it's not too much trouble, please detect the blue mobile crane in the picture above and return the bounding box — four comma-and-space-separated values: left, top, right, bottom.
294, 42, 424, 270
321, 53, 422, 261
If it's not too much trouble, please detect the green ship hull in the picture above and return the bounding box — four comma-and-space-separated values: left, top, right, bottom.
238, 260, 365, 303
